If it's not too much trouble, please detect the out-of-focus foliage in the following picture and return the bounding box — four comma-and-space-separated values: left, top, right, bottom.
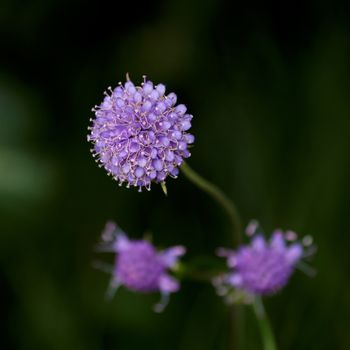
0, 0, 349, 349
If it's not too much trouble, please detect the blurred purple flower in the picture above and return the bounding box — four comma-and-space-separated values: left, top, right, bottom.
95, 221, 185, 312
88, 75, 194, 191
215, 222, 315, 298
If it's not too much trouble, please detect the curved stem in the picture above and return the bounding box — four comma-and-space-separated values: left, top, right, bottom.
253, 297, 277, 350
180, 162, 242, 245
180, 162, 243, 350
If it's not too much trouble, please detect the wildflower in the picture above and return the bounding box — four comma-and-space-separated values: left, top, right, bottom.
95, 221, 186, 312
88, 75, 194, 191
215, 222, 315, 300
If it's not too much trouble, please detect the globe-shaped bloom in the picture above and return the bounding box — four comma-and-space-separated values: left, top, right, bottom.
96, 221, 186, 312
88, 76, 195, 191
216, 225, 310, 297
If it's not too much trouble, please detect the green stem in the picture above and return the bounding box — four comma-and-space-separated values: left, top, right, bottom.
180, 162, 242, 245
180, 162, 243, 350
253, 297, 277, 350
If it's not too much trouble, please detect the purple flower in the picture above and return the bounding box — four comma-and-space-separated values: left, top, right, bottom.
216, 223, 315, 298
88, 75, 195, 191
96, 221, 186, 312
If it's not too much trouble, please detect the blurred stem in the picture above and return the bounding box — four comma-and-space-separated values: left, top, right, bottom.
230, 305, 245, 350
181, 162, 243, 350
253, 297, 277, 350
180, 162, 242, 245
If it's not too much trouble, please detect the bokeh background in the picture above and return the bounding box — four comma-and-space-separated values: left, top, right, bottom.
1, 0, 349, 349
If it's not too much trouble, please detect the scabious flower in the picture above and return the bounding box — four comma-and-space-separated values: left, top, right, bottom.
96, 221, 186, 312
87, 75, 195, 191
215, 221, 315, 301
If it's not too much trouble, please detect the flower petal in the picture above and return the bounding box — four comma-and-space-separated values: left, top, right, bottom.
159, 245, 186, 268
158, 274, 180, 293
252, 235, 266, 251
270, 230, 286, 251
114, 233, 130, 252
286, 243, 303, 264
227, 273, 243, 287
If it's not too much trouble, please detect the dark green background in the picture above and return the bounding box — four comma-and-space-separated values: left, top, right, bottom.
1, 0, 349, 349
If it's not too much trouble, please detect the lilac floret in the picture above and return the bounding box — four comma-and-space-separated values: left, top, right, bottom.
96, 221, 185, 312
88, 75, 195, 191
216, 222, 314, 297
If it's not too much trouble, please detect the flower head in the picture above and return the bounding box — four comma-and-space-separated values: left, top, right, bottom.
96, 221, 186, 312
88, 75, 194, 191
215, 222, 315, 300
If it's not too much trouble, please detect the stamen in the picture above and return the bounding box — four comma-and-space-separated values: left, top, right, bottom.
285, 230, 298, 241
302, 235, 313, 246
245, 219, 259, 236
